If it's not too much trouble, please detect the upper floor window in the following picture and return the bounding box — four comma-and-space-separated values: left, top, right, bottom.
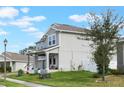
48, 34, 56, 46
49, 36, 52, 45
53, 35, 55, 44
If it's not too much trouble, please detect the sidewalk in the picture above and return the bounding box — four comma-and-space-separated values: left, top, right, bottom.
2, 77, 50, 87
0, 85, 6, 87
0, 74, 50, 87
6, 78, 49, 87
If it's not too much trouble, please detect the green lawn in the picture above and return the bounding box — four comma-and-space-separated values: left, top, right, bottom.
8, 71, 124, 87
0, 79, 27, 87
8, 71, 95, 87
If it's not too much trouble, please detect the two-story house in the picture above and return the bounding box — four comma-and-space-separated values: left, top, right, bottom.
31, 23, 117, 72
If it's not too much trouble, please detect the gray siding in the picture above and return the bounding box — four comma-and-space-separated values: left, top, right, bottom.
117, 42, 124, 72
36, 29, 59, 50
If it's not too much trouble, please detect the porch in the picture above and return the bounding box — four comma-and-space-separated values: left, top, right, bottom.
0, 61, 16, 72
34, 52, 59, 71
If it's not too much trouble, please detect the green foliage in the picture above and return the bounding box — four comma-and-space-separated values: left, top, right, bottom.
86, 9, 124, 80
17, 69, 24, 77
108, 69, 121, 75
97, 64, 109, 74
0, 66, 4, 72
92, 73, 101, 78
0, 66, 11, 72
6, 66, 11, 72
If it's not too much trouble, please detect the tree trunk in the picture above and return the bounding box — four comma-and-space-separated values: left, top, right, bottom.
102, 64, 105, 81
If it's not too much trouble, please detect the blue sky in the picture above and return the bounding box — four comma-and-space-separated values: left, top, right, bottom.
0, 6, 124, 53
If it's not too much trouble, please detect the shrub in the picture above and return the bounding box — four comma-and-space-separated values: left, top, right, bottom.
6, 66, 11, 72
0, 66, 11, 72
92, 73, 101, 78
0, 66, 4, 72
108, 69, 121, 75
97, 64, 109, 74
17, 69, 24, 77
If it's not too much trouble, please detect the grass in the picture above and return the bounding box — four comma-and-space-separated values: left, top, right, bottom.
8, 70, 124, 87
0, 79, 27, 87
8, 71, 94, 87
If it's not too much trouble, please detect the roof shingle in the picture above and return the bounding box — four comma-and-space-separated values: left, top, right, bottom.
1, 52, 34, 62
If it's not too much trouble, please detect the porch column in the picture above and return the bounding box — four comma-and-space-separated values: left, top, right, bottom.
10, 61, 13, 72
46, 52, 49, 72
34, 53, 38, 71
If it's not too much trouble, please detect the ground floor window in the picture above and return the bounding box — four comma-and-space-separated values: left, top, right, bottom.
49, 54, 58, 70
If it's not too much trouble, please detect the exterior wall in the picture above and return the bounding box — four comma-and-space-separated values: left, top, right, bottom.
14, 62, 33, 72
58, 32, 117, 72
117, 42, 124, 72
109, 54, 117, 69
58, 32, 97, 72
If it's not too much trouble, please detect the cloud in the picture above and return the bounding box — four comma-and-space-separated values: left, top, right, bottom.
69, 13, 90, 22
30, 31, 44, 39
9, 45, 20, 48
9, 19, 33, 28
8, 16, 46, 28
0, 21, 7, 26
22, 27, 38, 32
20, 7, 30, 13
25, 42, 35, 47
0, 29, 8, 36
0, 7, 19, 19
69, 13, 101, 22
19, 16, 46, 22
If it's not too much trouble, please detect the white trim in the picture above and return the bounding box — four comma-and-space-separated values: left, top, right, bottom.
44, 45, 59, 52
52, 27, 86, 34
0, 60, 34, 63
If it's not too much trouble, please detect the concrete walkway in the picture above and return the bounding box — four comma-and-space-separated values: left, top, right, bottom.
0, 74, 50, 87
2, 77, 50, 87
0, 85, 6, 87
8, 78, 50, 87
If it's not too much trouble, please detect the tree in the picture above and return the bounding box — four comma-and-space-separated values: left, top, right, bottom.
19, 46, 36, 55
86, 10, 124, 81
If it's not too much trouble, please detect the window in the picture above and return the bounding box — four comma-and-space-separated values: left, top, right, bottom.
53, 35, 55, 44
48, 34, 56, 46
49, 36, 52, 45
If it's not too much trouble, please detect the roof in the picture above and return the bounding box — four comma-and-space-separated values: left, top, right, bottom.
51, 23, 88, 33
36, 23, 89, 43
0, 52, 34, 62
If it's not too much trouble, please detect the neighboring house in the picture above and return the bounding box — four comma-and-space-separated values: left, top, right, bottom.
117, 38, 124, 73
31, 23, 117, 72
0, 52, 34, 72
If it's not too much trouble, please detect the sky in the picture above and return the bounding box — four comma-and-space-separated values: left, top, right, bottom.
0, 6, 124, 53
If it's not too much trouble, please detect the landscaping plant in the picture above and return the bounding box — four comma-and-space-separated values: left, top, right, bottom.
85, 9, 124, 81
